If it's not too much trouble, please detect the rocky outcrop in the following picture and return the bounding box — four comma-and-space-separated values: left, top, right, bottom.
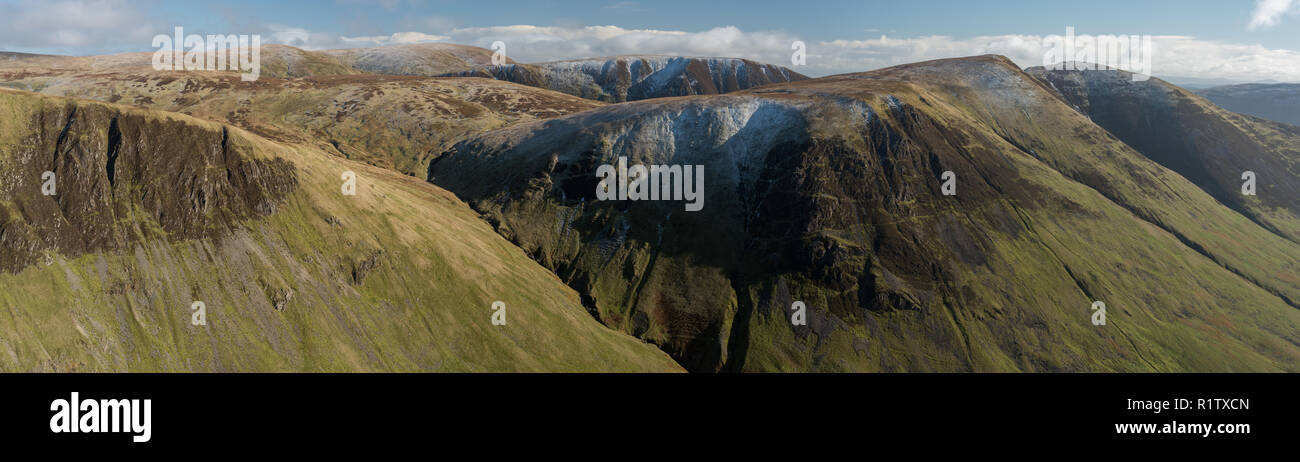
450, 56, 809, 102
0, 89, 682, 372
0, 68, 603, 177
0, 91, 297, 272
432, 56, 1300, 372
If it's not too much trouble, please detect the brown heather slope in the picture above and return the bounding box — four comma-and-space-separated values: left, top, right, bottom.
0, 88, 681, 372
322, 43, 510, 76
0, 68, 603, 176
430, 55, 1300, 372
0, 50, 155, 74
0, 94, 296, 272
0, 43, 503, 80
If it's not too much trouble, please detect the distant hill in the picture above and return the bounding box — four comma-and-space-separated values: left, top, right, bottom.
0, 61, 601, 176
449, 56, 809, 102
0, 47, 803, 104
0, 43, 505, 80
321, 43, 508, 77
1028, 67, 1300, 243
1196, 83, 1300, 126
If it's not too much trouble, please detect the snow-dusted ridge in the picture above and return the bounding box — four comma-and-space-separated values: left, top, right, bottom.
447, 55, 808, 102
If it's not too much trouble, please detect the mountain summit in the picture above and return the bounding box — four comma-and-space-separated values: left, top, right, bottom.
451, 55, 809, 102
430, 55, 1300, 372
1, 46, 1297, 373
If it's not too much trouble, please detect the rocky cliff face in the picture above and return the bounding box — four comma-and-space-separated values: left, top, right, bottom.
0, 93, 297, 272
431, 56, 1300, 372
0, 89, 681, 372
3, 46, 1297, 374
0, 68, 602, 176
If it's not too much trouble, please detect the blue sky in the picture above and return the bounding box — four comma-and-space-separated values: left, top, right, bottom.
133, 0, 1299, 48
3, 0, 1299, 81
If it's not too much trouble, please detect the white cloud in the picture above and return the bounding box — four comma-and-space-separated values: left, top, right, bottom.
264, 26, 447, 49
264, 25, 352, 49
440, 25, 783, 63
266, 26, 312, 47
1248, 0, 1300, 30
407, 25, 1300, 82
4, 3, 1295, 84
1146, 35, 1300, 82
256, 23, 1300, 82
341, 31, 448, 46
0, 0, 156, 52
389, 32, 448, 43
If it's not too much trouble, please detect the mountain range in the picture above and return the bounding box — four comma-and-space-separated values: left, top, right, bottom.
448, 55, 809, 102
0, 43, 1296, 372
1195, 83, 1300, 126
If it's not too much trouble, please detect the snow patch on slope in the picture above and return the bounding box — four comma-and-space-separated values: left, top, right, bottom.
480, 56, 805, 101
595, 97, 810, 185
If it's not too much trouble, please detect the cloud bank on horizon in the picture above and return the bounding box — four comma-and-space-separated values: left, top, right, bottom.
3, 0, 1299, 83
400, 25, 1300, 83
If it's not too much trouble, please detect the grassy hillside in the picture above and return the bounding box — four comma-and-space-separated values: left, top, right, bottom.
430, 55, 1300, 372
0, 69, 602, 176
3, 47, 1295, 374
1027, 67, 1300, 245
0, 89, 680, 372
